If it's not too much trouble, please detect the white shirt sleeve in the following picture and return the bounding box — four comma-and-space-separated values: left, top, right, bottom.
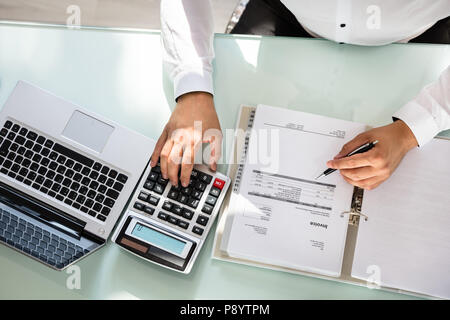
393, 66, 450, 147
160, 0, 215, 100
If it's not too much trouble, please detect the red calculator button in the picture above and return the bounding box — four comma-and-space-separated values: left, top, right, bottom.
213, 178, 225, 190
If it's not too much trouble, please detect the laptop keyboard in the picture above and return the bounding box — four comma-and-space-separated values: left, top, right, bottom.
132, 163, 226, 237
0, 208, 88, 269
0, 120, 129, 223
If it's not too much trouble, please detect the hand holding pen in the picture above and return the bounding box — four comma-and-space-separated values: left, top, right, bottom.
317, 121, 418, 190
316, 140, 378, 180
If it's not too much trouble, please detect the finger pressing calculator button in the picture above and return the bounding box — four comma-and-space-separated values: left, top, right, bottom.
151, 165, 161, 173
138, 191, 149, 202
178, 220, 189, 229
182, 208, 194, 220
209, 187, 221, 197
196, 215, 209, 226
143, 206, 155, 215
133, 202, 144, 211
157, 212, 168, 221
202, 204, 213, 215
148, 195, 160, 206
168, 216, 178, 225
192, 226, 204, 236
205, 195, 217, 206
157, 175, 168, 186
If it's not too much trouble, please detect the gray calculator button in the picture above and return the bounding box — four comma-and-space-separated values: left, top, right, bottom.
205, 195, 217, 206
209, 187, 221, 197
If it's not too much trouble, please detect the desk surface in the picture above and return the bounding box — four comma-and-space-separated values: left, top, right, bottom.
0, 21, 449, 299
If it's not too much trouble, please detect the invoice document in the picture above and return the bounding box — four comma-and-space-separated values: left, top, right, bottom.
352, 138, 450, 299
221, 104, 367, 277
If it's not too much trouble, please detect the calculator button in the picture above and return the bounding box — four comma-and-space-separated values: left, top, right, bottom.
192, 226, 204, 236
168, 216, 178, 225
177, 194, 188, 204
209, 187, 221, 197
162, 201, 172, 211
178, 220, 189, 229
181, 186, 192, 195
192, 190, 203, 200
191, 170, 199, 179
213, 178, 225, 190
158, 212, 168, 221
143, 206, 155, 215
168, 189, 178, 200
143, 180, 155, 191
195, 181, 206, 191
187, 197, 199, 209
202, 204, 213, 215
138, 191, 148, 202
196, 215, 209, 226
182, 208, 194, 220
199, 172, 212, 184
205, 195, 217, 206
148, 195, 160, 206
148, 172, 158, 181
171, 204, 183, 216
153, 183, 164, 194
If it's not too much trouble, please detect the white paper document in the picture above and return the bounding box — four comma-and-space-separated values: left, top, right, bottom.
352, 138, 450, 299
221, 104, 367, 277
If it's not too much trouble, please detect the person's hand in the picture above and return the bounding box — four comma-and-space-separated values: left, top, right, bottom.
326, 120, 418, 190
150, 91, 222, 187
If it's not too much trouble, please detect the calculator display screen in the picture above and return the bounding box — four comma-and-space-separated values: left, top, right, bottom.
131, 223, 186, 255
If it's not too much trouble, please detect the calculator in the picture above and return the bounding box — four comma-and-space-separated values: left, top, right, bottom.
112, 162, 230, 273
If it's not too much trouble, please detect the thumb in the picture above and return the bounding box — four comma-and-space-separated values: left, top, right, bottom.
334, 132, 371, 159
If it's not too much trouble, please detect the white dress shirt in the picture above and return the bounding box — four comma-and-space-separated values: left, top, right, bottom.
161, 0, 450, 146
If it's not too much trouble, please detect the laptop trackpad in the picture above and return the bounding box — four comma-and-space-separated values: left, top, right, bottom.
62, 110, 114, 153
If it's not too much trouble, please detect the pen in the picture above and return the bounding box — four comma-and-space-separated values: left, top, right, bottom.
315, 140, 379, 180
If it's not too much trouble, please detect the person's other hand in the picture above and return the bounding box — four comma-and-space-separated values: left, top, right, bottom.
150, 92, 222, 187
326, 120, 418, 190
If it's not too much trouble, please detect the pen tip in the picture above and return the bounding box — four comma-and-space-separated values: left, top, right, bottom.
315, 173, 323, 180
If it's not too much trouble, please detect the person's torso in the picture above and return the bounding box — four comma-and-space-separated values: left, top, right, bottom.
281, 0, 450, 45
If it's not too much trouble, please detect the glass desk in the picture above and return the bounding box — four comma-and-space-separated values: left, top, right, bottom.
0, 21, 449, 299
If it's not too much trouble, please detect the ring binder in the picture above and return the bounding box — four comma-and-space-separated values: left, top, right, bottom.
341, 187, 367, 225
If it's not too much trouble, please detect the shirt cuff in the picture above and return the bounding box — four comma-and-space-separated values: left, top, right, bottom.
173, 70, 214, 101
393, 100, 441, 147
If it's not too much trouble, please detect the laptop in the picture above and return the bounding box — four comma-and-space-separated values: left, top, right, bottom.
0, 81, 155, 270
